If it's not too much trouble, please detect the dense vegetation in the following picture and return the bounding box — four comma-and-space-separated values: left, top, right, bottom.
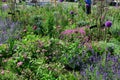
0, 1, 120, 80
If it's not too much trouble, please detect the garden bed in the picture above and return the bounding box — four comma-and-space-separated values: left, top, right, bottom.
0, 1, 120, 80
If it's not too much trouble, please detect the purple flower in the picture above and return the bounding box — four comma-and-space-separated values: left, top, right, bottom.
59, 0, 64, 2
2, 0, 6, 2
89, 65, 94, 72
80, 71, 86, 76
70, 11, 74, 15
89, 56, 95, 62
86, 4, 89, 7
76, 61, 79, 65
96, 71, 100, 76
117, 70, 120, 75
106, 52, 111, 61
105, 21, 112, 27
112, 56, 118, 62
103, 72, 107, 80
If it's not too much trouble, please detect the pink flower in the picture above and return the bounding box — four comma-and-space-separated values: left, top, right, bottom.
17, 61, 23, 67
61, 29, 74, 35
78, 28, 86, 35
33, 25, 37, 30
1, 70, 4, 75
3, 59, 7, 62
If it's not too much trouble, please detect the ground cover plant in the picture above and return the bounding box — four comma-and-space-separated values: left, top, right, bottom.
0, 0, 120, 80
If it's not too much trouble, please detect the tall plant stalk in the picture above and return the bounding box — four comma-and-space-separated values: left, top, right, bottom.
95, 0, 108, 41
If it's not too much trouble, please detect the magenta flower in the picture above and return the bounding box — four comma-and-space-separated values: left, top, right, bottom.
105, 21, 112, 27
17, 61, 23, 67
61, 29, 74, 35
78, 28, 86, 35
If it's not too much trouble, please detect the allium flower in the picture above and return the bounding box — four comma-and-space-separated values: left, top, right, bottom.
1, 70, 4, 75
59, 0, 64, 2
105, 21, 112, 27
17, 61, 23, 67
86, 4, 89, 7
2, 0, 6, 2
70, 11, 74, 15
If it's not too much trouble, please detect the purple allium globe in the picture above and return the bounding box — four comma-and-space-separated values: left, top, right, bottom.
86, 4, 89, 7
70, 11, 74, 15
105, 21, 112, 27
2, 0, 6, 2
59, 0, 64, 2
